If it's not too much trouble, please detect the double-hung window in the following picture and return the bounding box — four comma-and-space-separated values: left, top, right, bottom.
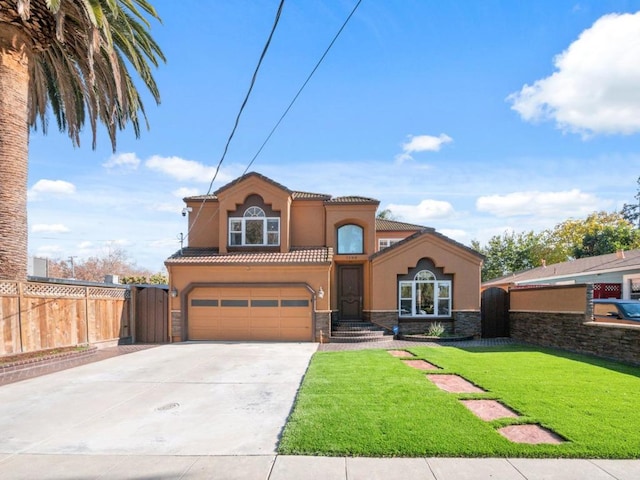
399, 270, 451, 317
229, 206, 280, 246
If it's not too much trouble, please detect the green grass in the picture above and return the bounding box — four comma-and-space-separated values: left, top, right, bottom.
278, 345, 640, 458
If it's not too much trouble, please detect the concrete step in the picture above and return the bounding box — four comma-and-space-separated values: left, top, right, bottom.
328, 334, 394, 343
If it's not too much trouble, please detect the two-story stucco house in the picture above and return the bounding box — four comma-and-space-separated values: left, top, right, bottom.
165, 172, 483, 342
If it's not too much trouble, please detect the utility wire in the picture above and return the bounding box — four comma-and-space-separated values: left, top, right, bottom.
185, 0, 286, 240
243, 0, 363, 174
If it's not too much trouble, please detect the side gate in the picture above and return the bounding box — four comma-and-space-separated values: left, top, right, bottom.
481, 287, 510, 338
134, 286, 169, 343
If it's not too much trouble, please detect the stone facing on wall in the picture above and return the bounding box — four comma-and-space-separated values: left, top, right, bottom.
314, 311, 331, 342
454, 311, 482, 337
171, 311, 182, 339
365, 311, 398, 331
510, 311, 640, 366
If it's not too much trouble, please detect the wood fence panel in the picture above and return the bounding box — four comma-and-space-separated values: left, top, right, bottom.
1, 280, 130, 355
0, 296, 21, 355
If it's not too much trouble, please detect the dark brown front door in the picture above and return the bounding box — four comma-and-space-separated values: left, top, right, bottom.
338, 265, 363, 320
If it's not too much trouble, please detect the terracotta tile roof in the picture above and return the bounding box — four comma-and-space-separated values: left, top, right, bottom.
292, 191, 332, 200
165, 247, 334, 265
483, 249, 640, 286
214, 172, 291, 196
184, 194, 217, 201
326, 196, 379, 204
376, 218, 427, 231
370, 228, 483, 261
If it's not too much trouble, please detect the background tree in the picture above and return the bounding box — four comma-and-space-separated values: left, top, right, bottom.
471, 231, 550, 282
376, 208, 399, 220
621, 176, 640, 228
47, 248, 167, 283
473, 210, 640, 281
0, 0, 164, 280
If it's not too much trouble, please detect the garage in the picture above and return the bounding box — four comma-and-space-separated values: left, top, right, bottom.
188, 286, 312, 341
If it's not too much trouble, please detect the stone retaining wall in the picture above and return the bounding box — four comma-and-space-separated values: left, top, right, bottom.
510, 311, 640, 366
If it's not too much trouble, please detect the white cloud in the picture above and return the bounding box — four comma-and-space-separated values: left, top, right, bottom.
31, 224, 70, 233
28, 179, 76, 200
103, 152, 141, 170
395, 134, 453, 163
476, 189, 603, 217
387, 199, 455, 223
172, 187, 200, 198
508, 11, 640, 136
153, 202, 183, 214
77, 241, 93, 249
34, 244, 64, 258
438, 228, 469, 244
145, 155, 218, 182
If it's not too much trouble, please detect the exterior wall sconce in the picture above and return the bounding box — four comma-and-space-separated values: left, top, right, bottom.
318, 286, 324, 299
170, 287, 178, 298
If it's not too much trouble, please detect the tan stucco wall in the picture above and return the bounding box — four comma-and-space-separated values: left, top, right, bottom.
371, 233, 482, 311
185, 200, 220, 248
290, 200, 326, 247
214, 176, 293, 253
325, 204, 378, 255
510, 284, 587, 312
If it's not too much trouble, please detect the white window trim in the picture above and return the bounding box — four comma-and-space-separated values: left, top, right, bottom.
378, 238, 401, 251
399, 270, 452, 317
229, 207, 280, 247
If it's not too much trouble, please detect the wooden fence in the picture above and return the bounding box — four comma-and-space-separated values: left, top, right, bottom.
0, 280, 131, 356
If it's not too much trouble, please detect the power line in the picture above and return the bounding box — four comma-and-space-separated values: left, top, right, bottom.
243, 0, 363, 174
186, 0, 286, 240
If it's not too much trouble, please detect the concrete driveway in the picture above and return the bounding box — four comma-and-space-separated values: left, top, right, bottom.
0, 342, 317, 457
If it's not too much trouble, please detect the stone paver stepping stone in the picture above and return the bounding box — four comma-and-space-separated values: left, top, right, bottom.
426, 374, 486, 393
387, 350, 415, 357
498, 424, 565, 444
461, 399, 519, 421
402, 359, 439, 370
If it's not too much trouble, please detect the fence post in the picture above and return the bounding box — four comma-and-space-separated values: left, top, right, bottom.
18, 281, 24, 353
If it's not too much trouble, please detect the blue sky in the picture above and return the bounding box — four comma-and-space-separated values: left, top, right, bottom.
26, 0, 640, 272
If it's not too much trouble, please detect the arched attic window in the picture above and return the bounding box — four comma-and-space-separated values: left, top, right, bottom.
337, 224, 364, 254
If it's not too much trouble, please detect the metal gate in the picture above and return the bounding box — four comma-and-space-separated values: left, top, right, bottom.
481, 287, 509, 338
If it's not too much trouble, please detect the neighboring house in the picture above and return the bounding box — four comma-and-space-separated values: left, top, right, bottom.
482, 249, 640, 299
165, 172, 483, 342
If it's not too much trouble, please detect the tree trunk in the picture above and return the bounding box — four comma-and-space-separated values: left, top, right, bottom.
0, 25, 30, 280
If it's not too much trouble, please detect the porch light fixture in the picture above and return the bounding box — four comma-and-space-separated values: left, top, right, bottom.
170, 287, 178, 298
318, 286, 324, 299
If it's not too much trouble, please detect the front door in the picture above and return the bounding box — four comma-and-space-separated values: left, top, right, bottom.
338, 265, 363, 320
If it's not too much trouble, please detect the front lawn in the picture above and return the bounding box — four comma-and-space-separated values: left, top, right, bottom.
278, 345, 640, 458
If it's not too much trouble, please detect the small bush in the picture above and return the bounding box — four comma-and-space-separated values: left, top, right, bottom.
427, 322, 445, 337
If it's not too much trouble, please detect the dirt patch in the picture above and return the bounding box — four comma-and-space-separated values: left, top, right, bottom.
402, 359, 439, 370
387, 350, 415, 357
426, 374, 486, 393
498, 424, 565, 444
461, 399, 519, 421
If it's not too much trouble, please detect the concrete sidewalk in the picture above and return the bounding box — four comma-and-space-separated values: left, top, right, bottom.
1, 453, 639, 479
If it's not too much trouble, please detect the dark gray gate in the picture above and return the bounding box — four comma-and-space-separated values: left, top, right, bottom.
481, 287, 509, 338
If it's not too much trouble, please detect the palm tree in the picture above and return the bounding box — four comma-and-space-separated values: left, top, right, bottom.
0, 0, 164, 280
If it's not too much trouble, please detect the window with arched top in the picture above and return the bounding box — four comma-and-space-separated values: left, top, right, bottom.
229, 206, 279, 246
337, 224, 364, 254
399, 269, 451, 317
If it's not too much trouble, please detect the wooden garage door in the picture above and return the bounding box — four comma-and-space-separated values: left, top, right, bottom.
188, 287, 312, 341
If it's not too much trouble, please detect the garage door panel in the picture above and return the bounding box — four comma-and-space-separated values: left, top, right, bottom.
251, 316, 280, 328
281, 328, 310, 341
188, 287, 312, 341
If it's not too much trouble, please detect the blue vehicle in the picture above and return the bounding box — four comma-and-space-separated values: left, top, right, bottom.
593, 299, 640, 325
